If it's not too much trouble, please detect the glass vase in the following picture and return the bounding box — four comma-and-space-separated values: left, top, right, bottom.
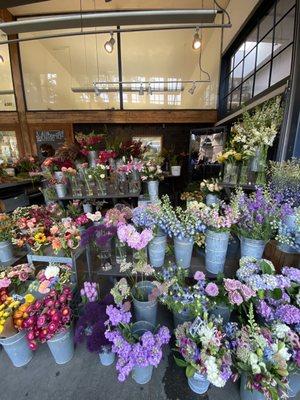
223, 162, 238, 184
115, 238, 127, 264
96, 179, 107, 196
69, 176, 82, 197
128, 172, 141, 195
117, 172, 128, 195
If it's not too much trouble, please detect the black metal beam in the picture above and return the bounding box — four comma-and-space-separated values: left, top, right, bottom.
0, 0, 49, 9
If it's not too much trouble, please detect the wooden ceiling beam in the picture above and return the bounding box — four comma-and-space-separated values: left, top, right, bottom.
25, 110, 218, 124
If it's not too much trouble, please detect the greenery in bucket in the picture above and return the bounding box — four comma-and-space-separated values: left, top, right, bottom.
0, 213, 13, 242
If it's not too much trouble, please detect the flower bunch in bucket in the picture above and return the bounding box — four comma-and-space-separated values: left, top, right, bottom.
23, 286, 72, 350
76, 132, 104, 154
0, 263, 35, 295
28, 263, 73, 295
0, 213, 14, 242
200, 178, 222, 196
104, 204, 132, 228
232, 304, 290, 400
140, 161, 164, 182
174, 314, 235, 393
105, 303, 170, 383
237, 258, 300, 329
75, 294, 115, 365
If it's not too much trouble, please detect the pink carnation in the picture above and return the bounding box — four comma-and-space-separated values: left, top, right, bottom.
228, 290, 243, 306
194, 271, 205, 281
205, 282, 219, 297
224, 279, 241, 292
240, 284, 256, 301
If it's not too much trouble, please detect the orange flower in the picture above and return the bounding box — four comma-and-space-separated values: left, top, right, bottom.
52, 238, 62, 251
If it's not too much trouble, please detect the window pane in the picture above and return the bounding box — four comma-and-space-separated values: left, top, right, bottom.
231, 86, 241, 110
0, 33, 16, 111
271, 44, 293, 85
20, 29, 120, 110
228, 71, 233, 92
273, 8, 295, 56
0, 131, 19, 162
245, 28, 258, 55
259, 6, 275, 40
254, 63, 270, 96
241, 76, 254, 104
257, 31, 273, 67
243, 48, 256, 79
276, 0, 295, 23
234, 43, 245, 67
232, 62, 243, 89
121, 28, 220, 109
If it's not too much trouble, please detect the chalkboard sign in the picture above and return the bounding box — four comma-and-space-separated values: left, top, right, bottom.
35, 130, 66, 160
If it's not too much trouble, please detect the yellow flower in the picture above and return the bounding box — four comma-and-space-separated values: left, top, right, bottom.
34, 232, 47, 244
234, 152, 242, 161
24, 294, 35, 304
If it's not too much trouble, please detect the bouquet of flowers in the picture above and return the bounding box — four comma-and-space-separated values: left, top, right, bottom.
269, 159, 300, 208
0, 263, 35, 294
76, 132, 104, 154
117, 160, 143, 175
47, 218, 81, 255
276, 208, 300, 252
117, 223, 153, 251
104, 205, 132, 228
14, 156, 39, 174
140, 161, 164, 182
105, 304, 170, 382
216, 149, 243, 164
75, 294, 114, 353
230, 97, 283, 159
237, 258, 300, 328
86, 211, 102, 223
118, 139, 145, 160
233, 304, 290, 399
74, 214, 90, 228
231, 187, 281, 241
42, 157, 74, 173
23, 286, 72, 350
180, 191, 203, 203
191, 201, 240, 232
174, 315, 234, 387
0, 213, 13, 242
200, 179, 222, 196
157, 195, 206, 240
80, 281, 99, 303
98, 150, 118, 164
27, 263, 73, 295
80, 224, 117, 249
131, 204, 161, 231
0, 293, 35, 336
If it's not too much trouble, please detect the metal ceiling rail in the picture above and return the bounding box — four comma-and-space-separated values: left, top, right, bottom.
0, 23, 231, 46
0, 0, 49, 8
0, 10, 219, 35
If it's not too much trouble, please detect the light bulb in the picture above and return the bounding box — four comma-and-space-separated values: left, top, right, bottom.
139, 84, 144, 96
104, 33, 115, 53
192, 29, 201, 50
188, 82, 197, 95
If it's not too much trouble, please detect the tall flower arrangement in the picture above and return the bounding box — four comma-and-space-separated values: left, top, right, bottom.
140, 161, 164, 182
174, 315, 234, 388
157, 195, 206, 240
231, 187, 280, 241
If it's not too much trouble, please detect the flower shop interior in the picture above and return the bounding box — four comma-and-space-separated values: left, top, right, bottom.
0, 0, 300, 399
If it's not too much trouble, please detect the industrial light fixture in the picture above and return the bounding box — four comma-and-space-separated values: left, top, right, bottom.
0, 55, 4, 63
139, 84, 144, 96
192, 28, 201, 50
148, 84, 153, 96
104, 32, 115, 53
188, 81, 197, 95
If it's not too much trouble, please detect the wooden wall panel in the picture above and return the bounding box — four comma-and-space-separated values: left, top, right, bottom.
26, 110, 218, 124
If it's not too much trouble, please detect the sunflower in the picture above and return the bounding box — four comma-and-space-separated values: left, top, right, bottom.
34, 232, 47, 244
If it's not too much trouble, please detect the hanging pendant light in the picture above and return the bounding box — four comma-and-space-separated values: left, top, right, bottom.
192, 28, 201, 50
188, 81, 197, 95
104, 32, 115, 53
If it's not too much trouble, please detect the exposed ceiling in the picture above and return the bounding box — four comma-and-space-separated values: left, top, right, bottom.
8, 0, 230, 16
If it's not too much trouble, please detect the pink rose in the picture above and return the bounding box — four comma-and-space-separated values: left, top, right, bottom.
240, 284, 256, 301
205, 282, 219, 297
194, 271, 205, 281
224, 279, 241, 292
18, 271, 29, 282
228, 290, 243, 306
0, 277, 11, 289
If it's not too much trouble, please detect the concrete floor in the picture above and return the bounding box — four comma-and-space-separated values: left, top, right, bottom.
0, 341, 241, 400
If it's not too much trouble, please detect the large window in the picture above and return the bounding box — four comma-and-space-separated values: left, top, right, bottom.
19, 24, 221, 110
221, 0, 296, 115
0, 33, 16, 111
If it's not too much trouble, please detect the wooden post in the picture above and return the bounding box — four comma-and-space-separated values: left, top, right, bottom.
1, 9, 32, 155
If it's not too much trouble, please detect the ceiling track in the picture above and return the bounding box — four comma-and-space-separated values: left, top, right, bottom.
0, 22, 231, 46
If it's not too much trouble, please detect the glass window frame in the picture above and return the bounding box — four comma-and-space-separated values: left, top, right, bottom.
220, 0, 296, 116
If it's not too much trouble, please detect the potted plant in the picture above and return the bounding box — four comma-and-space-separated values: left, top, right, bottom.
132, 204, 167, 268
75, 293, 116, 366
231, 187, 281, 259
170, 154, 181, 176
199, 178, 222, 206
49, 176, 68, 199
0, 293, 35, 367
23, 286, 74, 364
193, 200, 239, 274
140, 161, 164, 203
157, 195, 206, 269
174, 314, 234, 394
105, 303, 170, 384
0, 213, 13, 263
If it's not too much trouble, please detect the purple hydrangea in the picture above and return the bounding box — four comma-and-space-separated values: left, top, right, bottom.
275, 304, 300, 325
282, 267, 300, 284
106, 305, 132, 326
